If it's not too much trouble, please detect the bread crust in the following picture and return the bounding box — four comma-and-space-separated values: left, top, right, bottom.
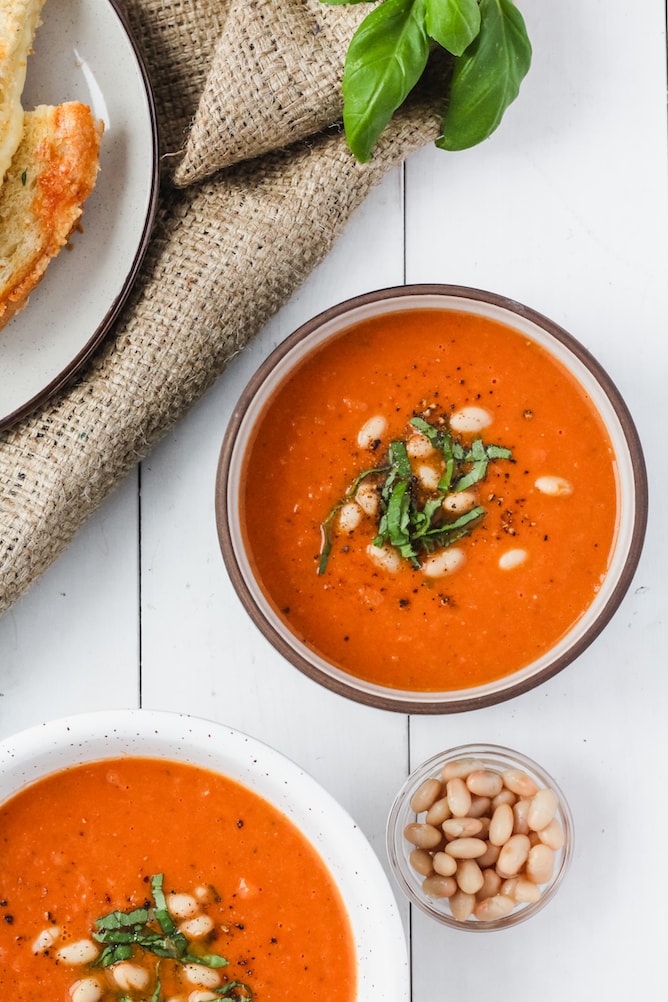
0, 102, 103, 330
0, 0, 48, 183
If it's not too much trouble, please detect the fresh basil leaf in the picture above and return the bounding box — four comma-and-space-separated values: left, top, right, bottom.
425, 0, 480, 56
342, 0, 431, 162
438, 434, 456, 492
95, 907, 150, 931
318, 464, 388, 573
420, 506, 485, 549
151, 971, 162, 1002
387, 439, 413, 480
454, 459, 488, 491
437, 0, 532, 151
409, 416, 442, 446
486, 444, 513, 459
217, 982, 253, 999
189, 952, 230, 969
96, 943, 134, 967
386, 479, 412, 547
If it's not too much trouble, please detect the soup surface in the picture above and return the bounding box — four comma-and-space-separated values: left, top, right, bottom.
241, 307, 619, 691
0, 757, 356, 1001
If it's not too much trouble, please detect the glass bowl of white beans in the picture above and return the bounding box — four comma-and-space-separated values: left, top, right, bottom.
387, 743, 573, 930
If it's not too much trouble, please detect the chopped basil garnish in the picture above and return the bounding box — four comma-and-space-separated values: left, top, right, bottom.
92, 873, 252, 1000
318, 413, 512, 572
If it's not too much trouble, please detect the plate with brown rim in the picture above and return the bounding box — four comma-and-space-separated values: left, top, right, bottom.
0, 0, 159, 431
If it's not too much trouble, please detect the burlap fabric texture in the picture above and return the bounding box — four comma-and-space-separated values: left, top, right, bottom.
0, 0, 446, 615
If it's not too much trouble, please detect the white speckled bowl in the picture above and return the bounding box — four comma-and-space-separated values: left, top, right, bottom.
0, 709, 409, 1001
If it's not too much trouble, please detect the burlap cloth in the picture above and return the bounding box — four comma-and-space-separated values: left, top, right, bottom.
0, 0, 446, 615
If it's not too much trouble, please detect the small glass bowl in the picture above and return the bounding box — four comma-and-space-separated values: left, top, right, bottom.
387, 743, 573, 931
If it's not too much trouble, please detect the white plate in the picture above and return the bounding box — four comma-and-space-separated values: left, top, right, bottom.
0, 0, 159, 429
0, 709, 410, 1001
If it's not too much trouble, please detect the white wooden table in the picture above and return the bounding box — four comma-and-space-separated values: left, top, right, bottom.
1, 2, 666, 998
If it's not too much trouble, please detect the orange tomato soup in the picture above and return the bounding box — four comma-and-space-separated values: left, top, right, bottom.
0, 757, 356, 1001
241, 308, 619, 691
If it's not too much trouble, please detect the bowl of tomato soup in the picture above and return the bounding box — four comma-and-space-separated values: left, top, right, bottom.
216, 285, 647, 712
0, 710, 408, 1002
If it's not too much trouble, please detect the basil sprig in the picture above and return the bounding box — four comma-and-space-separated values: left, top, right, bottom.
320, 0, 531, 162
92, 874, 252, 1000
318, 414, 512, 572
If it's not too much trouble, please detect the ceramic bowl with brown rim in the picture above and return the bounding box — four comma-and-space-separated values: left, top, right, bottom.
215, 285, 647, 712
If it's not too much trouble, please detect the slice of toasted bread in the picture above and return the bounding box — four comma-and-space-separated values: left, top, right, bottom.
0, 0, 47, 184
0, 102, 103, 331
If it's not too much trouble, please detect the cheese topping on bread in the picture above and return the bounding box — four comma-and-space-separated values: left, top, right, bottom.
0, 102, 103, 331
0, 0, 47, 185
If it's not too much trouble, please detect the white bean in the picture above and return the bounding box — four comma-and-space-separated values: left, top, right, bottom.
526, 844, 555, 884
441, 758, 485, 781
416, 464, 441, 491
444, 837, 487, 860
32, 926, 60, 953
188, 993, 220, 1002
468, 795, 492, 819
421, 547, 466, 578
357, 415, 388, 449
498, 548, 528, 571
69, 978, 103, 1002
491, 788, 517, 809
489, 802, 515, 846
466, 769, 503, 798
473, 894, 515, 921
442, 817, 483, 839
538, 817, 565, 850
496, 834, 531, 877
406, 433, 434, 458
512, 798, 531, 834
404, 822, 443, 849
442, 490, 477, 514
167, 892, 199, 918
112, 963, 150, 992
512, 877, 543, 903
432, 851, 458, 877
179, 914, 214, 938
450, 406, 493, 433
193, 884, 216, 904
366, 543, 401, 573
449, 890, 476, 921
410, 777, 443, 814
476, 842, 501, 869
527, 788, 559, 831
446, 777, 472, 818
477, 868, 502, 901
534, 475, 573, 497
422, 874, 457, 899
56, 940, 99, 966
337, 501, 362, 534
409, 848, 436, 876
456, 858, 484, 895
502, 768, 539, 797
425, 796, 451, 826
355, 482, 380, 516
184, 964, 222, 989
